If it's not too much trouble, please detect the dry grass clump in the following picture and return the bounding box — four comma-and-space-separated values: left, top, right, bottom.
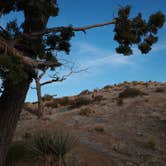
79, 107, 95, 117
119, 87, 147, 99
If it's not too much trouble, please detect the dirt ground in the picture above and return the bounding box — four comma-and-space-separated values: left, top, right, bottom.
14, 81, 166, 166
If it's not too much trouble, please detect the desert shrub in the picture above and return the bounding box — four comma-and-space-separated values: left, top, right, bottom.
70, 97, 91, 109
79, 107, 95, 117
103, 85, 112, 90
45, 97, 73, 108
6, 141, 28, 166
42, 94, 54, 101
44, 101, 58, 108
59, 97, 71, 106
7, 130, 77, 166
119, 87, 147, 99
146, 136, 156, 150
155, 87, 165, 93
94, 126, 105, 133
93, 95, 104, 102
26, 130, 78, 166
79, 90, 91, 95
117, 98, 123, 106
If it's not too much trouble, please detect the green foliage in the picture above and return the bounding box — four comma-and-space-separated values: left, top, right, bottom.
114, 6, 165, 55
46, 27, 75, 54
6, 20, 20, 38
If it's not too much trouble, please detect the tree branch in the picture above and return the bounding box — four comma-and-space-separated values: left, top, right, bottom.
24, 20, 116, 36
0, 40, 60, 70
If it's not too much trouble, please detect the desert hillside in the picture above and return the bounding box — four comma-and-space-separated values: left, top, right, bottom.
13, 81, 166, 166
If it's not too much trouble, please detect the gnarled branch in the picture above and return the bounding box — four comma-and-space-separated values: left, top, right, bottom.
0, 40, 60, 71
24, 20, 116, 36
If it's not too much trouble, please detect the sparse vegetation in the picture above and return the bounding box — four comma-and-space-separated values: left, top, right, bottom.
93, 95, 105, 102
42, 94, 54, 101
145, 136, 156, 150
117, 98, 123, 106
7, 130, 78, 166
94, 126, 105, 133
79, 90, 91, 95
79, 107, 95, 116
119, 87, 147, 99
103, 85, 112, 90
70, 97, 91, 109
6, 141, 28, 166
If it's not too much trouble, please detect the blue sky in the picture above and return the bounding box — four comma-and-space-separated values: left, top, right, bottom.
1, 1, 166, 101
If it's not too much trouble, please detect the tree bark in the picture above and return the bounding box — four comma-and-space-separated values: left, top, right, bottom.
0, 78, 31, 166
35, 78, 43, 118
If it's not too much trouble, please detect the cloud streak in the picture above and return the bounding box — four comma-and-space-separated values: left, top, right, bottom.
73, 42, 134, 68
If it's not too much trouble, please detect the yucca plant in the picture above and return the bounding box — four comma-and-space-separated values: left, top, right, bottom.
26, 130, 78, 166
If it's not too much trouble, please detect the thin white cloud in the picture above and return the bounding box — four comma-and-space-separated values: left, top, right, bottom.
73, 42, 134, 68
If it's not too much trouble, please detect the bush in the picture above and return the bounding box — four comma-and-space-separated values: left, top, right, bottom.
79, 107, 95, 117
94, 126, 105, 133
155, 87, 165, 93
42, 94, 54, 101
6, 141, 28, 166
44, 101, 58, 108
146, 136, 156, 150
70, 97, 91, 109
59, 97, 71, 106
7, 130, 78, 166
103, 85, 112, 90
93, 95, 104, 102
79, 90, 91, 95
117, 98, 123, 106
26, 130, 78, 165
119, 87, 147, 99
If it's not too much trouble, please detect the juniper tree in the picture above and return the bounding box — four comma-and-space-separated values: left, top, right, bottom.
0, 1, 165, 165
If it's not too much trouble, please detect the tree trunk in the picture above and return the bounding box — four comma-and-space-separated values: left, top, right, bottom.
0, 78, 31, 166
35, 78, 43, 118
